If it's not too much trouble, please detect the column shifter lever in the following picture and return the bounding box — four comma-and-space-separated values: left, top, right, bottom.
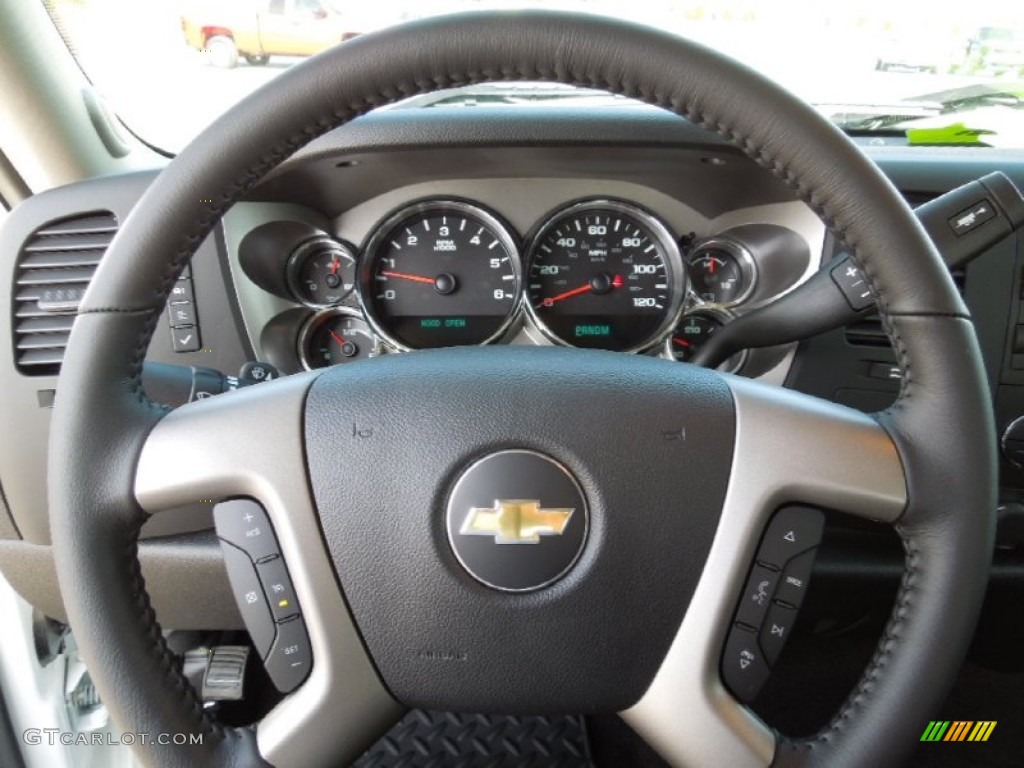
692, 171, 1024, 369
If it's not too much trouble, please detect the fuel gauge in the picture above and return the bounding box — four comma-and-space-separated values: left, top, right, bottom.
299, 308, 380, 370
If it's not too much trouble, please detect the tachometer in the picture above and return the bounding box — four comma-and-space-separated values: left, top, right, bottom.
358, 200, 522, 350
525, 200, 684, 352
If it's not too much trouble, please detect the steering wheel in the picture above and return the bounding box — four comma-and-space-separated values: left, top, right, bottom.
48, 11, 996, 768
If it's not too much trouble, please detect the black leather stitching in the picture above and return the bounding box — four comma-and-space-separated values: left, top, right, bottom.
777, 531, 920, 755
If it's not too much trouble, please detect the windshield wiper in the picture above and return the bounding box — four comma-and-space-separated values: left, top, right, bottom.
391, 84, 629, 110
824, 102, 939, 132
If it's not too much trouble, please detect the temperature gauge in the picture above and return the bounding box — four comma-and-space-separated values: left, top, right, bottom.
286, 237, 357, 308
299, 308, 380, 369
686, 239, 756, 307
665, 309, 746, 373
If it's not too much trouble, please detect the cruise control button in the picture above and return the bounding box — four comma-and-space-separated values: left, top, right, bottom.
756, 506, 825, 570
219, 541, 276, 658
213, 499, 280, 563
760, 602, 799, 666
722, 625, 769, 704
257, 557, 299, 622
774, 548, 816, 608
264, 616, 312, 693
735, 564, 780, 629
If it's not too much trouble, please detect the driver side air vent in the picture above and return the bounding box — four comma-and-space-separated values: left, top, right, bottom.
12, 211, 119, 375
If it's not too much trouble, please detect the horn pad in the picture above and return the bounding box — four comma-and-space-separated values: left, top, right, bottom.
304, 346, 736, 713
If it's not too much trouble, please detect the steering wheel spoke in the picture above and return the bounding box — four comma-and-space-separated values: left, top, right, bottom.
135, 375, 402, 767
623, 377, 907, 767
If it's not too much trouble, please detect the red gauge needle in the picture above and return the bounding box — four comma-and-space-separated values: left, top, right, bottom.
708, 258, 715, 275
380, 270, 436, 285
330, 256, 340, 275
673, 337, 692, 348
543, 284, 592, 307
329, 331, 347, 346
542, 274, 623, 307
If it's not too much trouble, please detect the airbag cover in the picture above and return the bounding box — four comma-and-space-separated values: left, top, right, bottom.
304, 346, 735, 713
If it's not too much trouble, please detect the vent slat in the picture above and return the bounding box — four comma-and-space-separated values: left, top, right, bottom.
23, 233, 116, 253
19, 249, 105, 269
16, 333, 70, 351
32, 214, 118, 237
13, 212, 117, 375
17, 316, 77, 335
17, 349, 68, 367
15, 267, 96, 286
14, 303, 52, 319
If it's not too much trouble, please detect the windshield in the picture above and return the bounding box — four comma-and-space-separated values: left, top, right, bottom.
43, 0, 1024, 152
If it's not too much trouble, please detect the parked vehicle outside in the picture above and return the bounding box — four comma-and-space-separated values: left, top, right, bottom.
180, 0, 360, 68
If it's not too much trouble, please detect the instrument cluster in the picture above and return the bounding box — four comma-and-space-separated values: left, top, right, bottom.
240, 197, 790, 374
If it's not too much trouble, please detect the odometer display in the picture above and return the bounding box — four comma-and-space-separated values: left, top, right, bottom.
359, 201, 521, 350
526, 200, 684, 352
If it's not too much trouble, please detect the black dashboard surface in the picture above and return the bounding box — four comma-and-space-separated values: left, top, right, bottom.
2, 105, 1023, 627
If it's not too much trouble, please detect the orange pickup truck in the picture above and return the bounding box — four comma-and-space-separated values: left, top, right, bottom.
181, 0, 359, 68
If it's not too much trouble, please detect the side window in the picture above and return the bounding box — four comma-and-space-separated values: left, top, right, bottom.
295, 0, 323, 14
268, 0, 286, 14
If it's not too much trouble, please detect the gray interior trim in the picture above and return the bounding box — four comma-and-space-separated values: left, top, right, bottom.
0, 481, 18, 541
134, 373, 401, 767
0, 533, 240, 628
621, 375, 906, 767
0, 151, 31, 208
0, 0, 161, 192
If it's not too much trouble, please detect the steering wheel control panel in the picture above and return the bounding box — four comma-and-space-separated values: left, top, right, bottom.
721, 506, 825, 703
213, 499, 312, 694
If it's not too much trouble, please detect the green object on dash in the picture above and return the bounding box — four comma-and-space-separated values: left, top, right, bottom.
906, 123, 995, 146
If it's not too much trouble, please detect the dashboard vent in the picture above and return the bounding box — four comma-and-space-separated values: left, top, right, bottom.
12, 211, 118, 375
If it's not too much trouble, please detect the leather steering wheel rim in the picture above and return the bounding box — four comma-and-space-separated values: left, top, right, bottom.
48, 10, 995, 768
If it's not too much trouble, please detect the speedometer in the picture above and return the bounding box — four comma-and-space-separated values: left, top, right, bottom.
525, 200, 684, 352
358, 200, 522, 350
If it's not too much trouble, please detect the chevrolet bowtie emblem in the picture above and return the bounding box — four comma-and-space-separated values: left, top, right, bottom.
461, 499, 574, 544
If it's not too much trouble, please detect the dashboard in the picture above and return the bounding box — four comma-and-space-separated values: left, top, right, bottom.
1, 105, 1023, 629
